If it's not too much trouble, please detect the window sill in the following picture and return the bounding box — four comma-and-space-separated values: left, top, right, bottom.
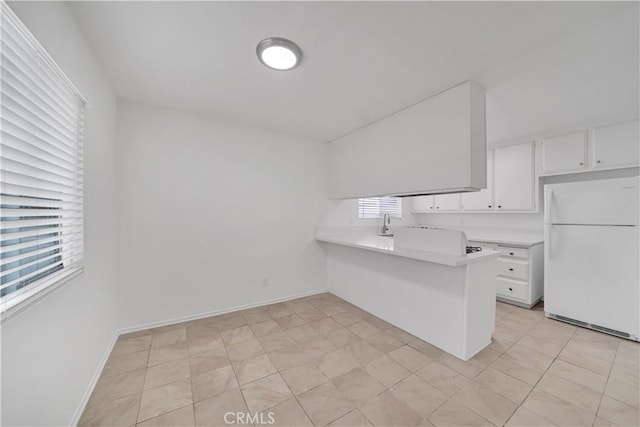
1, 267, 84, 323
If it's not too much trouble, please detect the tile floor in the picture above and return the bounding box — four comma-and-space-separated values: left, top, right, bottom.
80, 293, 640, 426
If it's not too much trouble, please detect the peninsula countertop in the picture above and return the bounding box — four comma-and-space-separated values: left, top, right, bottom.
315, 227, 499, 267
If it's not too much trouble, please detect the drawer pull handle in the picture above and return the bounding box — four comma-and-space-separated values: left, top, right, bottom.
509, 252, 514, 256
508, 268, 514, 271
509, 287, 513, 291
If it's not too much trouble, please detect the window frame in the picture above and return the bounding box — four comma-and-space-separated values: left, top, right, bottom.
357, 196, 403, 220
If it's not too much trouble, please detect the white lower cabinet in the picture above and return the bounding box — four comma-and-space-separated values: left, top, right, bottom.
470, 240, 544, 308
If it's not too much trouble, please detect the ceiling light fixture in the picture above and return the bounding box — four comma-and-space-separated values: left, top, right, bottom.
256, 37, 302, 71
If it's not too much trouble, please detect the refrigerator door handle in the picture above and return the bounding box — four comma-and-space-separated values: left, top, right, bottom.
546, 224, 553, 260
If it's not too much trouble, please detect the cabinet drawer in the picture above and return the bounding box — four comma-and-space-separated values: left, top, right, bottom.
497, 258, 529, 280
498, 247, 529, 260
497, 277, 528, 301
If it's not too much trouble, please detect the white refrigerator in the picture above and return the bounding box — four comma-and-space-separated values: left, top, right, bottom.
544, 176, 639, 340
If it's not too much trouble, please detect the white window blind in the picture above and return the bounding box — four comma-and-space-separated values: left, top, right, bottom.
358, 197, 402, 219
1, 3, 87, 314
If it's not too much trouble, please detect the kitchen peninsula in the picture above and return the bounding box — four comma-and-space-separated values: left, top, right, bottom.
316, 226, 499, 360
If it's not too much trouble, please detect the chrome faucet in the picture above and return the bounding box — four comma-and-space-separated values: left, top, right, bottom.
379, 212, 393, 236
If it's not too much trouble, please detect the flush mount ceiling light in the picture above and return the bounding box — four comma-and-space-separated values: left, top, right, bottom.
256, 37, 302, 71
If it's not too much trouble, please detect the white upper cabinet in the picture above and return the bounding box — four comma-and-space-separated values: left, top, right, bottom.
462, 150, 494, 211
591, 120, 639, 169
541, 131, 587, 174
494, 142, 535, 211
412, 196, 434, 212
434, 194, 462, 211
329, 81, 486, 199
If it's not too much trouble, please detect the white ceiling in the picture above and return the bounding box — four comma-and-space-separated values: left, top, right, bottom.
70, 1, 634, 141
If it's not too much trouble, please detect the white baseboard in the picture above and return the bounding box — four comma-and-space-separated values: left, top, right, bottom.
118, 288, 329, 335
70, 331, 119, 426
70, 288, 328, 425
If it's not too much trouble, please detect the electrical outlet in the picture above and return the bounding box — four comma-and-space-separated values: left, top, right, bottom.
262, 277, 270, 286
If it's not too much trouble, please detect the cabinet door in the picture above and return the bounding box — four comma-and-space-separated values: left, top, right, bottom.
462, 150, 494, 211
434, 194, 461, 211
494, 142, 535, 211
592, 120, 639, 169
411, 196, 434, 212
541, 131, 587, 174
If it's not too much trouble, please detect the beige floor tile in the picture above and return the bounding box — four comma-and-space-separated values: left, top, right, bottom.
145, 358, 191, 390
522, 390, 595, 427
298, 383, 356, 426
137, 405, 194, 427
298, 337, 338, 359
428, 399, 493, 427
234, 353, 277, 385
328, 409, 372, 426
241, 373, 293, 413
474, 367, 532, 404
389, 345, 432, 372
505, 406, 556, 426
326, 328, 361, 349
390, 374, 448, 418
269, 398, 313, 426
243, 311, 272, 325
614, 349, 640, 371
267, 303, 295, 319
138, 378, 193, 423
112, 335, 152, 357
546, 359, 608, 393
251, 319, 283, 338
610, 363, 639, 387
286, 324, 321, 344
348, 321, 382, 339
319, 349, 361, 379
280, 365, 329, 395
365, 354, 411, 387
439, 353, 486, 379
189, 347, 230, 377
365, 316, 394, 331
505, 342, 554, 371
333, 312, 363, 327
604, 379, 639, 408
597, 395, 640, 426
332, 367, 385, 405
311, 317, 343, 335
151, 328, 187, 349
226, 338, 264, 362
258, 331, 297, 352
194, 388, 249, 426
298, 308, 328, 323
187, 333, 223, 355
221, 325, 255, 346
491, 353, 545, 385
454, 382, 518, 426
216, 315, 248, 332
274, 314, 306, 330
102, 350, 149, 378
416, 361, 472, 397
149, 341, 189, 367
191, 365, 238, 403
536, 372, 602, 413
289, 301, 315, 313
564, 339, 617, 364
78, 393, 141, 427
343, 340, 384, 365
471, 347, 501, 365
558, 345, 613, 376
408, 339, 445, 360
386, 326, 416, 343
268, 346, 317, 371
364, 331, 404, 354
88, 369, 145, 408
359, 390, 424, 427
517, 335, 565, 358
186, 324, 219, 341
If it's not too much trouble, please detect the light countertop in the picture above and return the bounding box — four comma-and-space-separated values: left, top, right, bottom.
315, 228, 499, 267
447, 227, 544, 247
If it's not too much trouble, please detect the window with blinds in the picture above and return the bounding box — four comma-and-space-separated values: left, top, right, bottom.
358, 197, 402, 219
1, 3, 87, 313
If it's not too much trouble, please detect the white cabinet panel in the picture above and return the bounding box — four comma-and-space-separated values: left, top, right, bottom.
592, 120, 639, 169
541, 131, 587, 174
462, 150, 494, 211
412, 196, 434, 212
494, 142, 535, 211
434, 194, 461, 211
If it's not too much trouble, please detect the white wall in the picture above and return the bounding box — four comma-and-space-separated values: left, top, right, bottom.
116, 102, 328, 329
416, 9, 639, 230
1, 2, 119, 426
